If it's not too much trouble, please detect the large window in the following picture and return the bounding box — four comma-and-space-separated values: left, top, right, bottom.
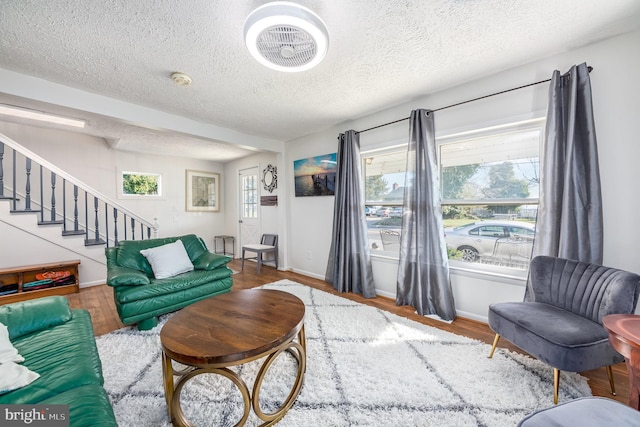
363, 119, 543, 275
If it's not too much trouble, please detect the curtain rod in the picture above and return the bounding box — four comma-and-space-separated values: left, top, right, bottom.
356, 66, 593, 135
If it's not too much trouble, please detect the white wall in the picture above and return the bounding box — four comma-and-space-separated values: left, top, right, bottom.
0, 122, 227, 284
284, 29, 640, 321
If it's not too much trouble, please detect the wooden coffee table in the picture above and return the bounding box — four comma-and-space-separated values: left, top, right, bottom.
160, 289, 306, 427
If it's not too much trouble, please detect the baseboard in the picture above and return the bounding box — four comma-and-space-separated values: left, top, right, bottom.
455, 309, 488, 324
289, 268, 325, 281
375, 289, 395, 299
80, 280, 104, 288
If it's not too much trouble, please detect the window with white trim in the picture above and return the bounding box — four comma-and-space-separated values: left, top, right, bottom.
242, 175, 258, 219
119, 171, 162, 198
363, 119, 543, 275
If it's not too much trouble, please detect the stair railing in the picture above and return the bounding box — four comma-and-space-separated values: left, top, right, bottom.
0, 132, 158, 248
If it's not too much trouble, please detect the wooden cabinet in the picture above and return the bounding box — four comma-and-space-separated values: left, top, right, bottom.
0, 260, 80, 305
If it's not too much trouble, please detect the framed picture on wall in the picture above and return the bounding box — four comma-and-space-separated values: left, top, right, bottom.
293, 153, 337, 197
186, 170, 220, 212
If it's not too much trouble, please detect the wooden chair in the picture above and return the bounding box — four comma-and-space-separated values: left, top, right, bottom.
241, 234, 278, 274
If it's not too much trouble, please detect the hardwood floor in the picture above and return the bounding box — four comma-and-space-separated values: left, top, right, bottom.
66, 259, 630, 405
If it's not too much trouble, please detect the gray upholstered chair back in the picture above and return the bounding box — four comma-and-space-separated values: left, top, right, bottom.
528, 256, 640, 324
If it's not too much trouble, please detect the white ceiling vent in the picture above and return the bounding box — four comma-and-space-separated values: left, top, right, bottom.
244, 2, 329, 72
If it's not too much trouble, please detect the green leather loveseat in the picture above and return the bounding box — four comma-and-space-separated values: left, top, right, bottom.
0, 296, 117, 426
105, 234, 233, 330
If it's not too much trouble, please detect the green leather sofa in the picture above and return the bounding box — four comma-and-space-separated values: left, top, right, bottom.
105, 234, 233, 330
0, 296, 117, 427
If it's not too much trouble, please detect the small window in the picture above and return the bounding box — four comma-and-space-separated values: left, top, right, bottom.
242, 175, 258, 219
118, 170, 162, 199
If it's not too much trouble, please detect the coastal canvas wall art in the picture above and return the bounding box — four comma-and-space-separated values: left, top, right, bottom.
293, 153, 337, 197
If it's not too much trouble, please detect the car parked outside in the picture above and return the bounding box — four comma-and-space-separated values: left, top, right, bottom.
375, 207, 393, 217
444, 220, 535, 263
389, 207, 403, 218
366, 206, 382, 216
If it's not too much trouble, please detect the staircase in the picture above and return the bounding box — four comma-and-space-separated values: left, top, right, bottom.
0, 132, 158, 266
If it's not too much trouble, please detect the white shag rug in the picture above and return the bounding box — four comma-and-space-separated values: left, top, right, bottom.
96, 280, 592, 426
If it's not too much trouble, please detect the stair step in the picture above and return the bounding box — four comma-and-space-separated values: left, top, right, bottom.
84, 238, 106, 246
10, 209, 41, 214
62, 229, 86, 236
38, 220, 64, 226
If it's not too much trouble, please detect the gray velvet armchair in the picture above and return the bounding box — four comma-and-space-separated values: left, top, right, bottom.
488, 255, 640, 403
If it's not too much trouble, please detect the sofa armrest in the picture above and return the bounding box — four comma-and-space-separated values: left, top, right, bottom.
107, 266, 151, 287
192, 252, 231, 271
0, 296, 72, 340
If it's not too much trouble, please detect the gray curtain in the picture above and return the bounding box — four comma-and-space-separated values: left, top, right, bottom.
396, 109, 456, 321
531, 63, 603, 266
325, 130, 376, 298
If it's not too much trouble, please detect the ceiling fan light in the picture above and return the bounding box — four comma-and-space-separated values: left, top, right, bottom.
244, 2, 329, 72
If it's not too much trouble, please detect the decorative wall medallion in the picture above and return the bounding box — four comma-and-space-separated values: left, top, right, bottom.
262, 164, 277, 193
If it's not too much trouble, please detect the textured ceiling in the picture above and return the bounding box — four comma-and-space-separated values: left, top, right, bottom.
1, 0, 640, 161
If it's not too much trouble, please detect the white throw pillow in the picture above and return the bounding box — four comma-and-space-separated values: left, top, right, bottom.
0, 361, 40, 395
140, 240, 194, 279
0, 322, 23, 364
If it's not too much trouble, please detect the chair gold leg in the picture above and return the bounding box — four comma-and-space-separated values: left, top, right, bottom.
554, 368, 560, 404
488, 334, 500, 358
606, 365, 616, 396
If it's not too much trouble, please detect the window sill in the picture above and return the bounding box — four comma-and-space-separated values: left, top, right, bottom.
449, 264, 527, 286
370, 252, 528, 286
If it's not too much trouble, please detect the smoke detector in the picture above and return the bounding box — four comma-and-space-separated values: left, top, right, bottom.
171, 72, 192, 86
244, 1, 329, 72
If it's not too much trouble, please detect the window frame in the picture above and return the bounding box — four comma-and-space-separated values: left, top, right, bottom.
241, 174, 259, 219
117, 169, 164, 200
362, 118, 544, 280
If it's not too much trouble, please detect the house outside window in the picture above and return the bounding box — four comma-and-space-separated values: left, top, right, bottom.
363, 118, 543, 276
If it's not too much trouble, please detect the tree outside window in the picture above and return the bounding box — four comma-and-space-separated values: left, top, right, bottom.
122, 172, 161, 196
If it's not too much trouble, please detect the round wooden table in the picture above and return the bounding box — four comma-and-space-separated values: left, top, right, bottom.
603, 314, 640, 410
160, 289, 306, 426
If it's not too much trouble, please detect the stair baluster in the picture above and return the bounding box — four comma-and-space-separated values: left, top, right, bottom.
84, 196, 105, 246
39, 165, 44, 223
62, 179, 66, 232
11, 150, 16, 211
0, 143, 13, 200
24, 158, 32, 211
50, 172, 58, 221
62, 184, 83, 236
113, 208, 119, 247
104, 202, 109, 248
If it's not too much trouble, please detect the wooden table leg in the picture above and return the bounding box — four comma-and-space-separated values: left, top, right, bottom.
628, 348, 640, 410
162, 352, 175, 420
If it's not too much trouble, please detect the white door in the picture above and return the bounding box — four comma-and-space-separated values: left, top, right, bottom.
239, 167, 260, 248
